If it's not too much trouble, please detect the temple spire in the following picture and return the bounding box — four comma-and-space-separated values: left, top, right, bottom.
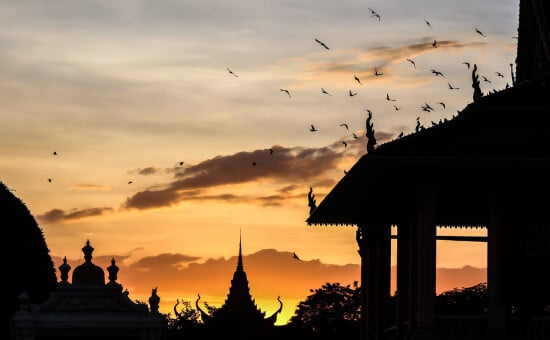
237, 229, 244, 272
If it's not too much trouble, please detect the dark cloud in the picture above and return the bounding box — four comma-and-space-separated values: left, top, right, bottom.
132, 253, 202, 270
122, 145, 343, 210
130, 167, 163, 176
37, 207, 113, 223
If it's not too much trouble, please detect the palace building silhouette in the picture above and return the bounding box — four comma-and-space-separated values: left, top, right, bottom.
307, 1, 550, 339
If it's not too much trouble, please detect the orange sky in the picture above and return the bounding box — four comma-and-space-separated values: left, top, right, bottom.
0, 0, 515, 325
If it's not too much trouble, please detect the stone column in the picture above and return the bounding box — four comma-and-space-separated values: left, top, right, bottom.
488, 195, 506, 336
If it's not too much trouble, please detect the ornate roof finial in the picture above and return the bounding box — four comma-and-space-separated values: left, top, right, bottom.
107, 258, 119, 284
59, 256, 71, 285
308, 186, 317, 215
366, 110, 377, 153
472, 64, 483, 102
82, 239, 94, 263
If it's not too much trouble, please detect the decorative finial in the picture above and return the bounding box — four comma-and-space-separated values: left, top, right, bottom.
148, 287, 160, 314
237, 231, 244, 272
308, 186, 317, 215
107, 258, 119, 284
366, 110, 377, 153
82, 239, 94, 263
59, 256, 71, 284
472, 64, 483, 102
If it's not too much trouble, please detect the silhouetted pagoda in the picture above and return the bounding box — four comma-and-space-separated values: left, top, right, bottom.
11, 240, 167, 340
196, 234, 283, 340
307, 1, 550, 339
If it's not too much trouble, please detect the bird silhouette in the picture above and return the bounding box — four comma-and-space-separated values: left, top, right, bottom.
309, 124, 318, 132
475, 28, 486, 37
448, 82, 460, 90
374, 68, 383, 76
52, 151, 58, 155
280, 89, 291, 97
128, 180, 133, 184
340, 123, 349, 130
349, 90, 358, 97
424, 19, 432, 28
352, 133, 359, 139
48, 178, 52, 183
393, 105, 401, 111
482, 76, 491, 83
386, 93, 396, 101
226, 67, 239, 77
292, 252, 301, 261
179, 161, 184, 166
432, 40, 438, 48
368, 8, 380, 21
406, 58, 416, 69
430, 69, 445, 77
438, 102, 446, 109
342, 141, 348, 148
321, 88, 332, 96
354, 75, 362, 84
495, 71, 504, 78
314, 38, 329, 50
423, 103, 434, 111
462, 62, 471, 69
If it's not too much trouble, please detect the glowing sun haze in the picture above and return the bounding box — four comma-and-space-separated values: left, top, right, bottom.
0, 0, 517, 324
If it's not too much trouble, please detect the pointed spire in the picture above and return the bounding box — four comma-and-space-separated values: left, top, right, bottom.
237, 228, 244, 272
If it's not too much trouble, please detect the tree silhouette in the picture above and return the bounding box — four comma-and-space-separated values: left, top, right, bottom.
436, 282, 488, 315
168, 299, 203, 339
287, 281, 361, 339
1, 181, 57, 340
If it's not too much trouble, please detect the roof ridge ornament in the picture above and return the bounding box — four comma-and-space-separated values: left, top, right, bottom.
472, 64, 483, 102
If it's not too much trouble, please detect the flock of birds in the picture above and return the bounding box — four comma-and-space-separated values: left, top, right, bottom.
225, 7, 512, 170
41, 6, 515, 261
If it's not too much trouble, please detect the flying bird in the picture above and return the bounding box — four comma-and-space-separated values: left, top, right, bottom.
393, 105, 401, 111
179, 161, 184, 166
430, 69, 445, 77
128, 180, 133, 184
354, 75, 362, 84
482, 76, 491, 83
309, 124, 318, 132
424, 19, 432, 28
352, 133, 360, 139
292, 252, 301, 261
432, 39, 438, 48
314, 38, 329, 50
448, 82, 460, 90
342, 141, 348, 148
48, 178, 52, 183
374, 68, 383, 76
462, 62, 471, 69
226, 67, 239, 77
386, 93, 396, 101
280, 88, 291, 97
52, 151, 58, 155
349, 90, 358, 97
475, 28, 486, 37
339, 123, 349, 130
438, 102, 446, 109
406, 58, 416, 69
368, 8, 380, 21
321, 88, 332, 96
495, 71, 504, 78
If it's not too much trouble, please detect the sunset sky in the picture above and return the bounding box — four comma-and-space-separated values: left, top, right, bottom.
0, 0, 518, 324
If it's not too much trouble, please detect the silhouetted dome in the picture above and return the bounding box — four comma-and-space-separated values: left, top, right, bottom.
71, 240, 105, 286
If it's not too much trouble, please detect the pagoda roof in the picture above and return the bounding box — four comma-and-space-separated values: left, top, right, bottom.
307, 74, 550, 227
